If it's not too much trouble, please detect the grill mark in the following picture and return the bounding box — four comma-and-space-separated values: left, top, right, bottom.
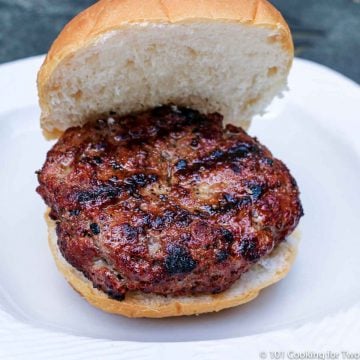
202, 182, 268, 216
176, 143, 259, 177
76, 173, 158, 205
90, 223, 100, 235
121, 206, 198, 237
144, 203, 242, 233
238, 237, 260, 262
124, 173, 158, 189
131, 197, 248, 236
111, 161, 123, 170
80, 156, 104, 166
202, 194, 252, 215
146, 208, 193, 231
174, 159, 187, 171
77, 184, 121, 204
215, 249, 230, 263
69, 209, 80, 216
199, 181, 268, 216
221, 228, 234, 243
164, 244, 197, 275
262, 157, 274, 166
121, 223, 139, 241
248, 184, 264, 201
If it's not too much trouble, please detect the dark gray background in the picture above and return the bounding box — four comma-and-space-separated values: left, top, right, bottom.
0, 0, 359, 82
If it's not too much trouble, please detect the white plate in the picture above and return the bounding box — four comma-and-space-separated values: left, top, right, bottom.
0, 56, 359, 358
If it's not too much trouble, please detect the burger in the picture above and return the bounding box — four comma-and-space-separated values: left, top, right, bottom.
36, 0, 303, 318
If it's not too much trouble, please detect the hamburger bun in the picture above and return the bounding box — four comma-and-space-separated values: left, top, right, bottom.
38, 0, 299, 318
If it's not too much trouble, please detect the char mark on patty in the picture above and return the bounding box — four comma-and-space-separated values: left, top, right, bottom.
164, 244, 197, 275
175, 143, 259, 178
76, 184, 122, 204
238, 237, 261, 262
202, 194, 252, 216
75, 173, 158, 206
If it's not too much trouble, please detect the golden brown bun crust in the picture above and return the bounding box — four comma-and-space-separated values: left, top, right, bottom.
37, 0, 293, 129
46, 212, 299, 318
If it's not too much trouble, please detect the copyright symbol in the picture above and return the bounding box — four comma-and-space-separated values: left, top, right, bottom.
259, 352, 267, 359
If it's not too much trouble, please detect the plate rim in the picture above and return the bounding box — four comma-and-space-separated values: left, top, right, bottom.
0, 55, 359, 357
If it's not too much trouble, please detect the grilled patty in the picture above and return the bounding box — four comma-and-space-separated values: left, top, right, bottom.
37, 106, 303, 300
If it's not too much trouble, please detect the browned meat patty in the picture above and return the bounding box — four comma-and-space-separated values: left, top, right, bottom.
36, 106, 303, 300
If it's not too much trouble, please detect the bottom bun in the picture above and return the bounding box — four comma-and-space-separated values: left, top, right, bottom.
46, 213, 299, 318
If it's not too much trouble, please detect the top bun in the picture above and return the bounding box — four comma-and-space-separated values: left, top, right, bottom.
37, 0, 293, 136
